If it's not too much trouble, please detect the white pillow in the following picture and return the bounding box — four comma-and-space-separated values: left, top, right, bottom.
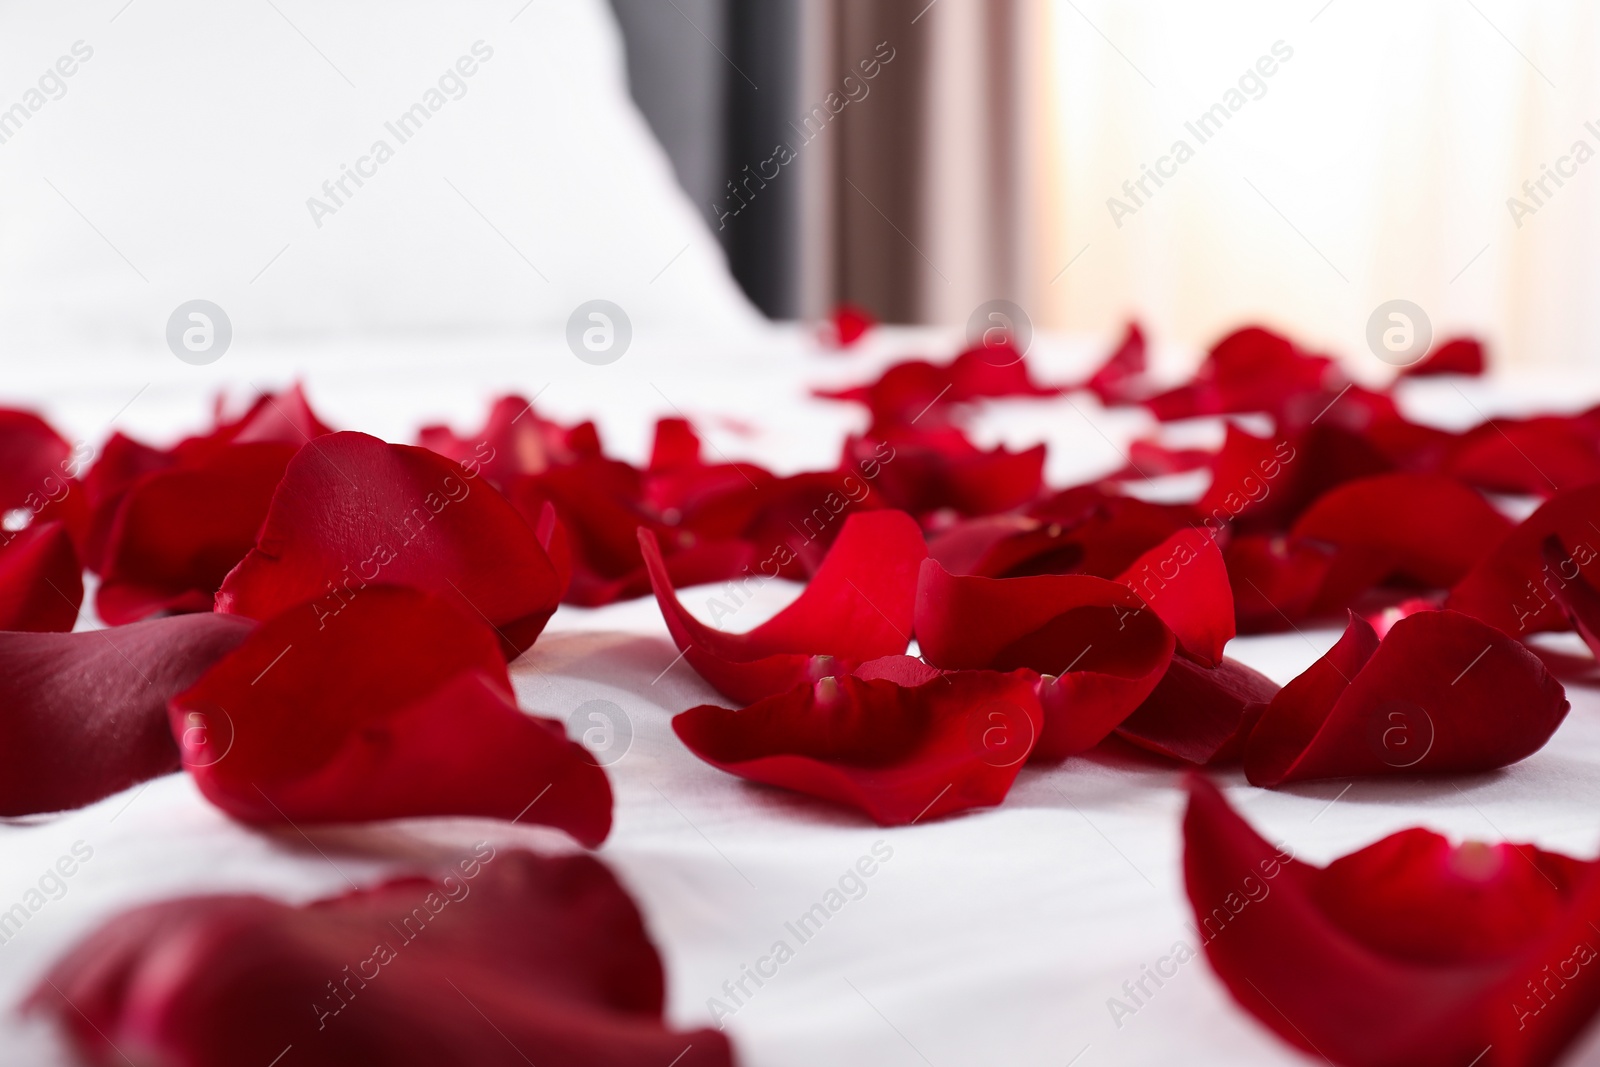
0, 0, 758, 350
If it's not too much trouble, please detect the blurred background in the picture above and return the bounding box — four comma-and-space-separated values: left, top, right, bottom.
612, 0, 1600, 367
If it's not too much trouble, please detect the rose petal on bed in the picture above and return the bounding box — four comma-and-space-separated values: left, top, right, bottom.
1226, 534, 1337, 632
816, 344, 1057, 428
1243, 609, 1568, 786
1199, 424, 1393, 534
1183, 774, 1600, 1067
1445, 416, 1600, 496
1448, 483, 1600, 638
0, 521, 81, 632
0, 613, 254, 815
828, 302, 876, 347
848, 429, 1045, 518
1540, 534, 1600, 659
1401, 336, 1486, 378
0, 408, 74, 513
1115, 528, 1234, 666
673, 670, 1042, 825
1290, 473, 1512, 615
1083, 322, 1147, 406
417, 394, 601, 491
176, 585, 610, 844
1115, 655, 1279, 765
215, 432, 564, 658
915, 559, 1174, 757
641, 509, 924, 704
1143, 327, 1338, 421
28, 849, 731, 1067
95, 442, 297, 625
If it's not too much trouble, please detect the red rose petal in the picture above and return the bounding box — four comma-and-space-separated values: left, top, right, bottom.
1183, 774, 1600, 1067
1290, 472, 1512, 615
816, 344, 1057, 429
0, 613, 253, 815
673, 670, 1042, 825
1083, 322, 1147, 406
1115, 655, 1279, 765
175, 585, 611, 844
215, 432, 563, 659
1448, 483, 1600, 638
641, 509, 925, 704
1243, 609, 1568, 786
915, 559, 1174, 757
417, 395, 600, 490
1445, 416, 1600, 497
848, 429, 1045, 518
29, 849, 731, 1067
96, 442, 297, 625
1144, 327, 1338, 421
0, 407, 74, 513
829, 303, 876, 347
1115, 527, 1235, 666
1401, 336, 1486, 377
0, 520, 82, 632
1540, 534, 1600, 658
1225, 534, 1337, 632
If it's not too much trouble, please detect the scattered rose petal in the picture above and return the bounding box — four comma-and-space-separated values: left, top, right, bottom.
915, 559, 1174, 758
1183, 774, 1600, 1067
175, 585, 611, 844
417, 394, 601, 491
641, 509, 925, 704
1243, 609, 1568, 786
0, 613, 253, 815
1290, 473, 1513, 615
1226, 534, 1337, 632
96, 442, 297, 625
1447, 483, 1600, 638
1083, 322, 1147, 406
1115, 655, 1279, 765
828, 303, 875, 347
28, 848, 731, 1067
215, 432, 564, 659
1402, 336, 1486, 377
1115, 527, 1235, 666
674, 670, 1042, 825
0, 520, 82, 632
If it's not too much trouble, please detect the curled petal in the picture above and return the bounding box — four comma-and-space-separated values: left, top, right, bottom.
1448, 483, 1600, 638
1183, 775, 1600, 1067
0, 614, 253, 815
417, 394, 600, 490
1401, 336, 1486, 378
1243, 609, 1568, 786
28, 849, 730, 1067
1083, 322, 1147, 406
1115, 527, 1234, 666
1290, 473, 1512, 615
215, 432, 564, 659
915, 559, 1174, 757
1226, 534, 1337, 632
175, 585, 611, 845
97, 442, 297, 625
641, 510, 925, 704
1115, 655, 1279, 765
674, 670, 1042, 825
0, 521, 82, 632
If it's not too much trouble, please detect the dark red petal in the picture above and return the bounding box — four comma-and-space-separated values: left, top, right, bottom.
1199, 424, 1392, 534
915, 559, 1174, 757
29, 849, 731, 1067
1115, 655, 1279, 764
1446, 416, 1600, 496
0, 521, 81, 632
1226, 534, 1337, 632
850, 430, 1044, 518
1144, 327, 1338, 421
1243, 609, 1568, 786
816, 345, 1057, 428
1290, 473, 1512, 615
1183, 775, 1600, 1067
673, 670, 1042, 825
82, 431, 176, 573
1115, 528, 1234, 666
673, 467, 879, 580
0, 408, 74, 513
1402, 336, 1486, 377
648, 417, 701, 470
1448, 483, 1600, 637
1540, 534, 1600, 658
176, 585, 611, 844
0, 614, 253, 815
215, 432, 563, 659
96, 442, 297, 625
641, 510, 924, 704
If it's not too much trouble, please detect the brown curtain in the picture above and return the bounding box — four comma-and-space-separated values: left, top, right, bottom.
799, 0, 1036, 327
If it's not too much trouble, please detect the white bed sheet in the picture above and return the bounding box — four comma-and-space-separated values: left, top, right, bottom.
3, 327, 1600, 1066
